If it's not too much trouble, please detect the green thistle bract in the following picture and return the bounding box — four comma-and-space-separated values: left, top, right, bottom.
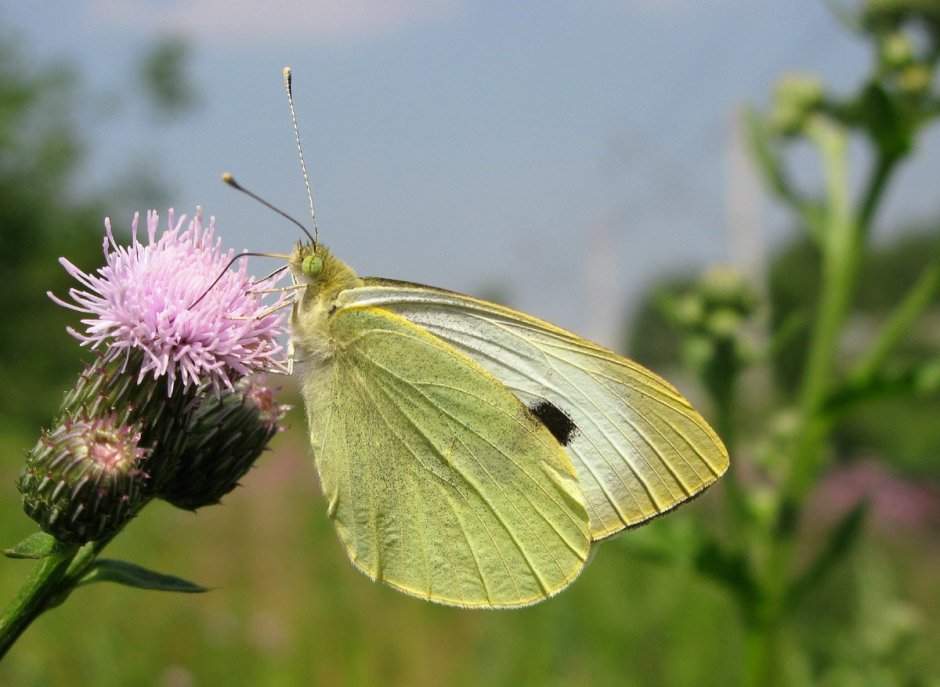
18, 414, 149, 543
158, 379, 289, 510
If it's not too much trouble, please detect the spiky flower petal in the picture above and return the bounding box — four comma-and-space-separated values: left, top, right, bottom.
50, 209, 288, 394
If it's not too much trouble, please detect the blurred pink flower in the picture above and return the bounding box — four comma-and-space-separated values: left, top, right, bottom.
814, 459, 940, 530
50, 209, 288, 393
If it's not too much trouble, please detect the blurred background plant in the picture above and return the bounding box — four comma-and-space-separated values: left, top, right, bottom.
633, 1, 940, 683
1, 1, 939, 685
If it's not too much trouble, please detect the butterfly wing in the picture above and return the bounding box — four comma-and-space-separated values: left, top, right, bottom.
302, 303, 591, 608
338, 280, 730, 541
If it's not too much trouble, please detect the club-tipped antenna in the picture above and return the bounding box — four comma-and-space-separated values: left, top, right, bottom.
283, 67, 319, 245
222, 172, 316, 244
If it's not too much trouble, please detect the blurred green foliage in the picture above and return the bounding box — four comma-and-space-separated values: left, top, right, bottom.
630, 1, 940, 684
0, 431, 750, 686
139, 37, 198, 118
0, 28, 189, 438
0, 37, 108, 436
2, 430, 936, 685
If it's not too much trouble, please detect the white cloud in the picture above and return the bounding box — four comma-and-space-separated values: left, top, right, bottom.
91, 0, 462, 44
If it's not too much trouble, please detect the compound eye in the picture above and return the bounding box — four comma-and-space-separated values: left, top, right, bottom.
302, 254, 323, 278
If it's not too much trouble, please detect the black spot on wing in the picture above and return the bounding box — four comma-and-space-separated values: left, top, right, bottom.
529, 400, 579, 446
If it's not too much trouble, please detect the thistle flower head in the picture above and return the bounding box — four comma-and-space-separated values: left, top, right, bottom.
50, 209, 288, 394
18, 413, 150, 543
157, 377, 291, 510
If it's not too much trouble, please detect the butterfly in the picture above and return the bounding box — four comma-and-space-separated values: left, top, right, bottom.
246, 69, 728, 609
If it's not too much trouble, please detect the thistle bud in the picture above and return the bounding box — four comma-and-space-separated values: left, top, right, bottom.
18, 414, 150, 543
157, 379, 288, 510
61, 351, 202, 493
880, 31, 914, 71
699, 268, 758, 321
769, 74, 825, 136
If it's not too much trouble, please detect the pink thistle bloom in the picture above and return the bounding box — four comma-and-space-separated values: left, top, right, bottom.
50, 209, 288, 394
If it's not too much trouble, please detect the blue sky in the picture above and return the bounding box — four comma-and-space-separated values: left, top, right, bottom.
6, 2, 939, 347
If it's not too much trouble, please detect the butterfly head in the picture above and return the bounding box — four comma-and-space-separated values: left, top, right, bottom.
289, 241, 361, 306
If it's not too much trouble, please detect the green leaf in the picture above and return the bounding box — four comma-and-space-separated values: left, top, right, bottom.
77, 559, 209, 593
3, 532, 69, 559
766, 309, 809, 361
860, 81, 911, 159
824, 358, 940, 418
786, 500, 868, 610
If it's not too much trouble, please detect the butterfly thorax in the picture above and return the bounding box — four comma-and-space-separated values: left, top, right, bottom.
289, 242, 363, 365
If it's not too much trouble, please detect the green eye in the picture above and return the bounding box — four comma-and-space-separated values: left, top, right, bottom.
302, 254, 323, 278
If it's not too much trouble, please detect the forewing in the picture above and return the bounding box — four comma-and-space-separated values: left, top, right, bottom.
302, 304, 591, 608
341, 281, 730, 541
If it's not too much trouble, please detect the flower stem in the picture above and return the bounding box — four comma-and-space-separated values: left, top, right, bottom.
0, 532, 119, 660
744, 618, 780, 687
790, 118, 854, 498
0, 543, 80, 659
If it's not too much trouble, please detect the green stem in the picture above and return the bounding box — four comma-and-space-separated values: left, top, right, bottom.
857, 154, 897, 243
0, 534, 116, 660
744, 619, 780, 687
0, 543, 80, 659
789, 149, 897, 497
789, 119, 855, 498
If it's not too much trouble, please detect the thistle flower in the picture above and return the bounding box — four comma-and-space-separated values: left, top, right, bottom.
50, 209, 288, 394
18, 414, 150, 543
20, 209, 292, 542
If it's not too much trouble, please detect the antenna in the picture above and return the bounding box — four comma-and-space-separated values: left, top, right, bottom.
222, 173, 315, 244
284, 67, 319, 245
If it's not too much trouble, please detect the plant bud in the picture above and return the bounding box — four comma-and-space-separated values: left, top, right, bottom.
898, 64, 932, 95
18, 414, 150, 543
63, 352, 203, 492
769, 74, 825, 136
157, 380, 288, 510
880, 31, 914, 70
